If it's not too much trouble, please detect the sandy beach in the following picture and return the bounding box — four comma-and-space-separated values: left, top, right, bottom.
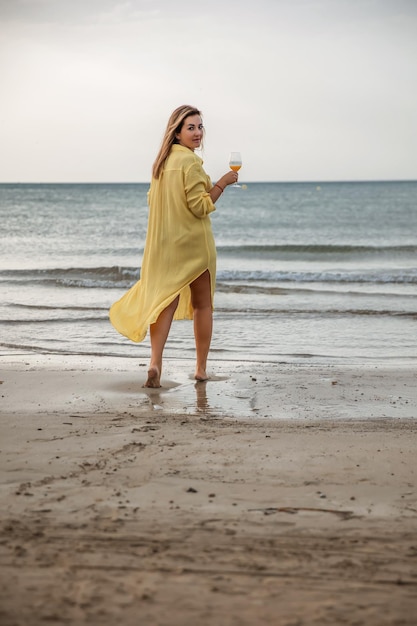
1, 354, 416, 625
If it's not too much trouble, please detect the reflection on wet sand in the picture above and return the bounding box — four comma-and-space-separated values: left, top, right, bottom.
135, 369, 255, 418
194, 380, 209, 412
141, 379, 211, 415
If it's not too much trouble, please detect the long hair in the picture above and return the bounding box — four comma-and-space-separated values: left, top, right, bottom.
152, 105, 203, 179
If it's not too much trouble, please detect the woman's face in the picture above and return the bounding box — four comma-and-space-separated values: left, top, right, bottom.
176, 114, 204, 151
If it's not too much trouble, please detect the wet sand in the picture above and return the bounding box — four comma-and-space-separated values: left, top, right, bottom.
1, 355, 417, 625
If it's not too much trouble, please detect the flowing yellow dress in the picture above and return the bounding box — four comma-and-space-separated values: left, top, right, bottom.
109, 144, 216, 342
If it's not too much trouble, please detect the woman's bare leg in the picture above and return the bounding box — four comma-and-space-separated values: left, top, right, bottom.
190, 270, 213, 381
144, 296, 179, 388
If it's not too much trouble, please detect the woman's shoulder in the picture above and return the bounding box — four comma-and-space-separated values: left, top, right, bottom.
168, 145, 202, 169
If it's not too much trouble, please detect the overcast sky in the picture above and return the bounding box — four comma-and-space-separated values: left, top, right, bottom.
1, 0, 416, 183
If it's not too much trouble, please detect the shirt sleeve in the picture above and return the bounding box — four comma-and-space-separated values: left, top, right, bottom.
184, 162, 216, 218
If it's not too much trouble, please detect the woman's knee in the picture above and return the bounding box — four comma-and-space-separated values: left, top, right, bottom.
169, 295, 180, 311
161, 295, 179, 317
190, 271, 212, 310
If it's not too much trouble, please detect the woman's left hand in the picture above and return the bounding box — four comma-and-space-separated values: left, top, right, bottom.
219, 171, 238, 188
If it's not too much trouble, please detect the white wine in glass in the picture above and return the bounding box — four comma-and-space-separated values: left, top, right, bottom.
229, 152, 242, 187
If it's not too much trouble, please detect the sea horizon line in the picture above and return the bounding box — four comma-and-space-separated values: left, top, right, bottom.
1, 179, 416, 185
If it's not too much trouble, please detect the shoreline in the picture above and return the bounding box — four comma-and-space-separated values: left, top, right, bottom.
1, 355, 417, 624
1, 353, 416, 421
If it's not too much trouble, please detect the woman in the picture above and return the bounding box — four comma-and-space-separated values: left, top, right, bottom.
109, 105, 238, 387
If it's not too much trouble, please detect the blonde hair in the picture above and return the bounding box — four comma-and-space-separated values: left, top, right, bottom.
152, 105, 203, 179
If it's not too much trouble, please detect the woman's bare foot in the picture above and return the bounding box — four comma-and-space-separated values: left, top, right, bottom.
195, 368, 209, 382
143, 366, 161, 388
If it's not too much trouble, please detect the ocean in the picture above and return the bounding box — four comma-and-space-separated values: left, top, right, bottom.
1, 181, 416, 364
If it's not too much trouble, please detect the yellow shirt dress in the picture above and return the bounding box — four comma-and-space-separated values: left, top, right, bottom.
109, 144, 217, 342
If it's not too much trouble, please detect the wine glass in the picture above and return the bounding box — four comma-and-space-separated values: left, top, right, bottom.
229, 152, 242, 187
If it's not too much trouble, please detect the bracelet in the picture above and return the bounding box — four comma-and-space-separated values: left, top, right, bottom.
214, 183, 224, 193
